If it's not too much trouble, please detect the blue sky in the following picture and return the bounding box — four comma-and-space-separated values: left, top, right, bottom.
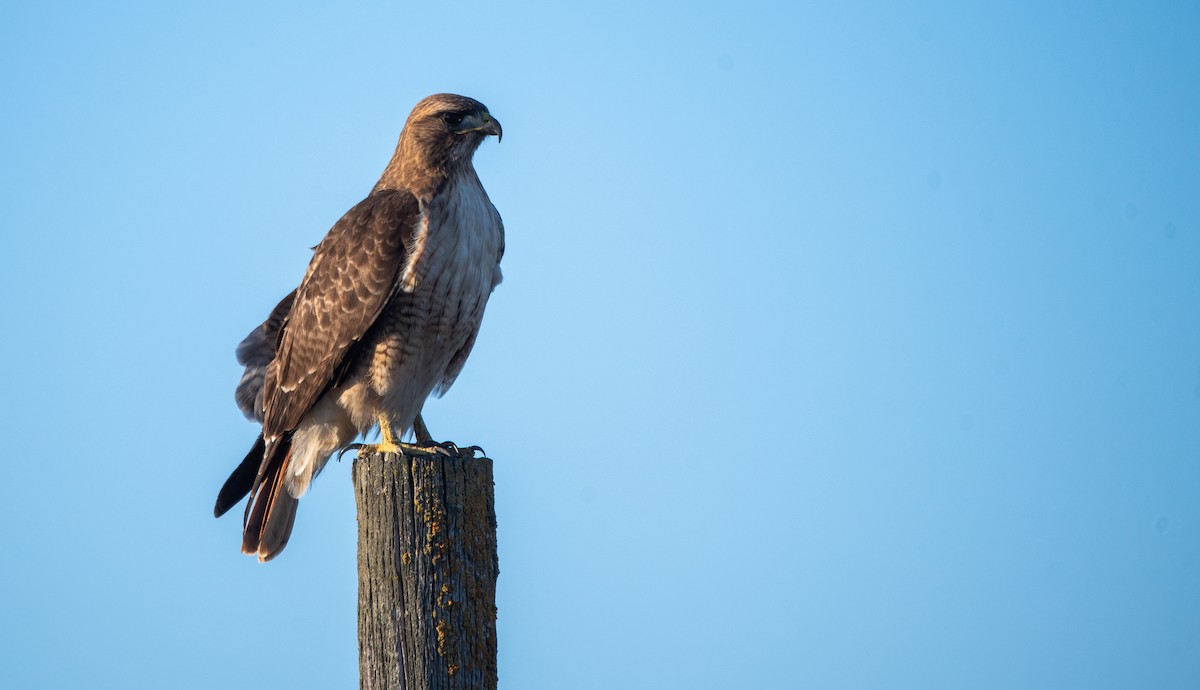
2, 1, 1198, 688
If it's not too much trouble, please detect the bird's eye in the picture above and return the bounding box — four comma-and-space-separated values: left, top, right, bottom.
443, 112, 465, 127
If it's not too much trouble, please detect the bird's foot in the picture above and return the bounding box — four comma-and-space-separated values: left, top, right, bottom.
407, 413, 484, 457
337, 414, 410, 460
337, 439, 405, 461
404, 440, 487, 458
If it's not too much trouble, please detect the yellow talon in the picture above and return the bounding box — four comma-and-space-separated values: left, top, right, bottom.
378, 416, 402, 451
338, 415, 454, 460
344, 416, 404, 456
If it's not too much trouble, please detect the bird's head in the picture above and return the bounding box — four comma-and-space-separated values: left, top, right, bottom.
379, 94, 502, 196
404, 93, 501, 160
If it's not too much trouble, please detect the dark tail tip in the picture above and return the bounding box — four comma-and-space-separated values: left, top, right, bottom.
214, 435, 266, 518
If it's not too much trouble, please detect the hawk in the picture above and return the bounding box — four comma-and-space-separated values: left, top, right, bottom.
214, 94, 504, 562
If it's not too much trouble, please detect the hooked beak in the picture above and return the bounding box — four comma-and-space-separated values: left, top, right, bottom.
456, 111, 503, 142
482, 114, 502, 142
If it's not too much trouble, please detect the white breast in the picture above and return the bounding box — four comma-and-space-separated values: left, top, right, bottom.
401, 170, 502, 299
365, 168, 503, 423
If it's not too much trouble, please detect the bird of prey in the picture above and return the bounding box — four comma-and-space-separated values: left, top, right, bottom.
214, 94, 504, 562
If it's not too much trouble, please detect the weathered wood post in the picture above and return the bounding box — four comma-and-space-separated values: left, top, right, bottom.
352, 447, 498, 690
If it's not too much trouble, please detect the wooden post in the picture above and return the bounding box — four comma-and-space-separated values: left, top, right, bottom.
353, 448, 498, 690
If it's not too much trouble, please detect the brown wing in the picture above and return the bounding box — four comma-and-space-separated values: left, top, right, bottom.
261, 188, 420, 437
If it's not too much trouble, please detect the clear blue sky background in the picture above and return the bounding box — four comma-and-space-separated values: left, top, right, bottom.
2, 2, 1198, 688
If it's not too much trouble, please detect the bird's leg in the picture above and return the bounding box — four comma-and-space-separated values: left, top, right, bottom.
402, 414, 486, 458
412, 414, 435, 445
338, 415, 404, 459
402, 413, 453, 456
340, 414, 485, 460
377, 416, 403, 454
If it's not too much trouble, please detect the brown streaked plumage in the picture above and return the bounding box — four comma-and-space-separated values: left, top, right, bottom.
215, 94, 505, 561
